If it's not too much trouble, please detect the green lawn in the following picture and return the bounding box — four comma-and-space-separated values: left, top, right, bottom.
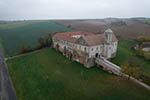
0, 20, 74, 56
111, 40, 137, 66
7, 48, 150, 100
111, 40, 150, 84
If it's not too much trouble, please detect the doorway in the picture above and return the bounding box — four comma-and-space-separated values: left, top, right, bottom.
95, 53, 99, 58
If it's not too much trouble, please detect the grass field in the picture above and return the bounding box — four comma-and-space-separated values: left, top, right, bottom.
137, 18, 150, 24
0, 20, 74, 56
7, 48, 150, 100
143, 18, 150, 23
0, 20, 47, 30
111, 39, 150, 84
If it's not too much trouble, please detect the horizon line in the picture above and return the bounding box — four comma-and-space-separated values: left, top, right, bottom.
0, 17, 149, 21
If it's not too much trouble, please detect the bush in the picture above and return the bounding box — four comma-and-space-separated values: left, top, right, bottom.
121, 66, 141, 79
20, 45, 31, 54
144, 52, 150, 60
121, 59, 142, 79
38, 34, 52, 48
137, 36, 150, 42
19, 34, 52, 54
140, 75, 150, 85
136, 49, 144, 56
136, 48, 150, 60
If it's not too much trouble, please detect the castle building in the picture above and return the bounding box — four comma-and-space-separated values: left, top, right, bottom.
52, 29, 118, 68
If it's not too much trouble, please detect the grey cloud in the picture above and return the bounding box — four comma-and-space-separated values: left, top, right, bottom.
0, 0, 150, 20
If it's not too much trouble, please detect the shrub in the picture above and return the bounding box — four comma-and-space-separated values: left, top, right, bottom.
38, 34, 52, 48
20, 44, 31, 54
38, 37, 45, 47
137, 36, 145, 42
137, 36, 150, 42
121, 59, 142, 79
144, 52, 150, 60
136, 49, 144, 56
140, 75, 150, 85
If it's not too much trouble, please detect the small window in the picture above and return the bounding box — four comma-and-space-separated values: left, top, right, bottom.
79, 46, 81, 49
100, 47, 102, 49
96, 47, 98, 50
91, 48, 93, 51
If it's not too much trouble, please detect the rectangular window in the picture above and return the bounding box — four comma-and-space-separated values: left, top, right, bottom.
84, 47, 86, 52
79, 46, 81, 49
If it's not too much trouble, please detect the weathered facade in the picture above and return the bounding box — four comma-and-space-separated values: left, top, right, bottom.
53, 29, 118, 68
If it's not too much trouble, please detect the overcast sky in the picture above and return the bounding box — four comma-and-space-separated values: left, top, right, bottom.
0, 0, 150, 20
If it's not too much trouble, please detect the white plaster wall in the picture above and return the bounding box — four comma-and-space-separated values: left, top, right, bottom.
88, 45, 103, 58
53, 39, 68, 50
113, 42, 118, 53
75, 44, 88, 52
103, 41, 118, 59
104, 42, 118, 59
107, 45, 112, 58
53, 39, 90, 53
53, 38, 118, 59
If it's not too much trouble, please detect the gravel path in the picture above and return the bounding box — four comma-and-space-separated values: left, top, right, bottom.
0, 45, 17, 100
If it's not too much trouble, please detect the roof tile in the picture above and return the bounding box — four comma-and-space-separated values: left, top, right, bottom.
53, 31, 118, 46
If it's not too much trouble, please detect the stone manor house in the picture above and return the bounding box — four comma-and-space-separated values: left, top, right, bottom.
52, 29, 118, 68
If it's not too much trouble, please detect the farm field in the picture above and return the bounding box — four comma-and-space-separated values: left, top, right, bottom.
55, 18, 150, 39
111, 39, 150, 84
137, 18, 150, 24
0, 20, 74, 56
0, 20, 47, 30
7, 48, 150, 100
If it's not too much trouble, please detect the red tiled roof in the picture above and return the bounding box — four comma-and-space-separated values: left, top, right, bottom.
53, 31, 94, 43
83, 33, 118, 46
53, 31, 118, 46
82, 34, 105, 46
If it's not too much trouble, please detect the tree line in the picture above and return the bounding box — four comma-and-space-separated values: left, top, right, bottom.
20, 33, 52, 54
137, 36, 150, 43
